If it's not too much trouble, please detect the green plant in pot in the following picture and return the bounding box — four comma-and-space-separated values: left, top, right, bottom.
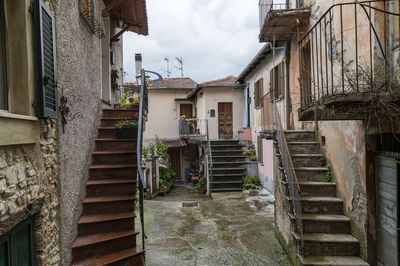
115, 118, 138, 139
196, 176, 207, 194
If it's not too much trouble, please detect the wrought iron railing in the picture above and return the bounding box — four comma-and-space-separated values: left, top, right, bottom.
299, 1, 400, 109
79, 0, 105, 38
259, 0, 289, 29
206, 120, 213, 199
179, 118, 207, 137
136, 69, 148, 250
261, 92, 274, 131
273, 100, 303, 248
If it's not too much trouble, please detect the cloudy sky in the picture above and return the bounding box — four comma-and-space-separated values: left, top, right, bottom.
123, 0, 264, 83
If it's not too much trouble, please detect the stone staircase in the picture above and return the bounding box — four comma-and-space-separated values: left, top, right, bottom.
279, 130, 368, 266
210, 139, 247, 192
71, 106, 145, 266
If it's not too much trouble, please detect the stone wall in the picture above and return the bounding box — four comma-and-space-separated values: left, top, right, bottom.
55, 0, 103, 264
0, 120, 61, 265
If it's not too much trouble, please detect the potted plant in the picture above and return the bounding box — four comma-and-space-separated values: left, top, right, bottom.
115, 119, 138, 139
196, 176, 207, 194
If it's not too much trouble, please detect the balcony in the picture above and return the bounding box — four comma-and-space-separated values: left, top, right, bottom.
179, 118, 207, 142
298, 1, 400, 121
259, 0, 310, 42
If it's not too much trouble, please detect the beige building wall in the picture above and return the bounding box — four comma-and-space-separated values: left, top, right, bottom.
199, 86, 244, 140
144, 89, 193, 140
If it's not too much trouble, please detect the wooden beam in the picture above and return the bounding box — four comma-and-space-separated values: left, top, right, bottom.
110, 24, 130, 42
102, 0, 124, 17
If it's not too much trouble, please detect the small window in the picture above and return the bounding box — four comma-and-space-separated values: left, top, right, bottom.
254, 78, 264, 108
257, 136, 263, 164
0, 216, 36, 266
270, 62, 284, 100
0, 0, 8, 110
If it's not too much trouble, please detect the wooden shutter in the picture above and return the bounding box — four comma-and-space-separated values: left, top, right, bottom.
254, 80, 259, 107
279, 62, 284, 98
270, 69, 274, 100
259, 78, 264, 106
36, 0, 58, 119
257, 136, 263, 164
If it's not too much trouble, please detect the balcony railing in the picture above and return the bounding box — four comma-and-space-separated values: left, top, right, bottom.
259, 0, 289, 30
179, 118, 207, 138
299, 1, 400, 114
261, 92, 274, 132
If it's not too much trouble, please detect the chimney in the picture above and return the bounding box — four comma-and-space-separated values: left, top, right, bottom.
135, 53, 142, 77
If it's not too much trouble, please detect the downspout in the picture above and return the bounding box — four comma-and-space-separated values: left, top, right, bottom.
285, 41, 291, 130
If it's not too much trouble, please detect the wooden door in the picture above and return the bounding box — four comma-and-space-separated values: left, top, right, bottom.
218, 102, 233, 139
180, 104, 193, 118
169, 149, 181, 180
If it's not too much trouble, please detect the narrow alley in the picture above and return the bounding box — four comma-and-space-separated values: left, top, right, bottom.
140, 186, 290, 266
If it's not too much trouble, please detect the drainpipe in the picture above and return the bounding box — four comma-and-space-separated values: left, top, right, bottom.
285, 41, 291, 130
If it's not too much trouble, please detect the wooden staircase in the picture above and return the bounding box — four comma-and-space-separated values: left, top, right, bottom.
210, 139, 246, 192
279, 131, 368, 266
71, 106, 145, 266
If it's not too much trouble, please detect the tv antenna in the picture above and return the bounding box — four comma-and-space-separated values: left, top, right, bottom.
175, 56, 184, 77
162, 57, 171, 77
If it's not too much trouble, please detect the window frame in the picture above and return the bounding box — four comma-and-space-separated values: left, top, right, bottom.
0, 0, 8, 111
254, 78, 264, 108
270, 62, 285, 101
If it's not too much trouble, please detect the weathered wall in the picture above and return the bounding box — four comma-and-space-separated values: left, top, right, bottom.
0, 120, 61, 265
144, 89, 192, 140
318, 120, 368, 258
55, 0, 104, 264
202, 86, 244, 140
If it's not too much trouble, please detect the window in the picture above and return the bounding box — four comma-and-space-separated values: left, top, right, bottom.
254, 78, 264, 108
0, 0, 7, 110
257, 136, 263, 164
180, 104, 193, 118
270, 62, 284, 100
0, 217, 36, 266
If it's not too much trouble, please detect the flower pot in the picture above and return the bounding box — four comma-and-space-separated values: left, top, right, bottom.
116, 127, 138, 139
198, 187, 206, 194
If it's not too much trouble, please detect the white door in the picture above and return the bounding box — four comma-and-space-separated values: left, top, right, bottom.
375, 155, 399, 266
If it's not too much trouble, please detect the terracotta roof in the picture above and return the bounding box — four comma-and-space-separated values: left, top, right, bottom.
147, 77, 198, 89
163, 139, 187, 148
198, 75, 238, 87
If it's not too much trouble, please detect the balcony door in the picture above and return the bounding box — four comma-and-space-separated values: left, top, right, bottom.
180, 104, 193, 118
218, 102, 233, 139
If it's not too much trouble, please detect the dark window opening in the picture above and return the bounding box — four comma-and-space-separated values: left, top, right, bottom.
376, 133, 400, 154
0, 0, 8, 110
254, 78, 263, 108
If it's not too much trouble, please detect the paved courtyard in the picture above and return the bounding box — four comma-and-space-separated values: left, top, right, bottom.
138, 185, 290, 266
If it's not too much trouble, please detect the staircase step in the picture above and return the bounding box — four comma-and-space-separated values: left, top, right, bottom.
82, 195, 136, 215
300, 214, 350, 234
95, 139, 137, 151
89, 164, 137, 170
293, 233, 360, 256
296, 255, 368, 266
298, 182, 336, 197
211, 180, 242, 189
100, 117, 138, 127
282, 154, 324, 167
286, 141, 320, 154
92, 152, 137, 165
284, 130, 316, 141
72, 230, 138, 262
212, 167, 247, 175
73, 247, 145, 266
211, 187, 242, 192
89, 166, 137, 180
299, 196, 343, 214
212, 161, 248, 166
102, 107, 139, 117
78, 212, 136, 235
279, 167, 329, 181
86, 179, 137, 197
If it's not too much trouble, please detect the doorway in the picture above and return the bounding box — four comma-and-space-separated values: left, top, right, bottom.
169, 149, 181, 180
218, 102, 233, 139
180, 104, 193, 118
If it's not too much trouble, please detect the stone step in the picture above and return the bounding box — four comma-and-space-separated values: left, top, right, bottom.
284, 130, 316, 142
82, 195, 136, 215
300, 196, 343, 215
72, 230, 138, 262
97, 127, 119, 138
95, 138, 137, 151
286, 141, 320, 154
73, 247, 145, 266
211, 144, 243, 151
296, 255, 368, 266
283, 154, 324, 167
212, 161, 248, 167
210, 140, 240, 145
211, 167, 247, 175
299, 182, 336, 197
89, 166, 137, 180
211, 187, 242, 192
102, 106, 139, 117
78, 212, 136, 235
293, 232, 360, 256
279, 166, 329, 181
212, 155, 247, 162
100, 117, 138, 127
211, 180, 242, 189
300, 214, 350, 234
211, 150, 244, 156
92, 151, 137, 165
212, 173, 244, 182
86, 179, 137, 197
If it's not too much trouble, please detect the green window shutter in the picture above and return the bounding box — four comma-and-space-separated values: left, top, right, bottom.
36, 0, 58, 119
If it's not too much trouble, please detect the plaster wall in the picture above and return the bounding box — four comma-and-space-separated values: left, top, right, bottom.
55, 0, 105, 264
200, 87, 244, 140
144, 89, 192, 140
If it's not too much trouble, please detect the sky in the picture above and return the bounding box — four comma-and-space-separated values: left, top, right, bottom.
123, 0, 264, 83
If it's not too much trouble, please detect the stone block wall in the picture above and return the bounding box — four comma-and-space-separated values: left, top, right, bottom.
0, 120, 61, 265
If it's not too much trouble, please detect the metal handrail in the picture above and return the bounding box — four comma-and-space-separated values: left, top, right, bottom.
273, 100, 303, 249
136, 69, 148, 250
206, 120, 213, 199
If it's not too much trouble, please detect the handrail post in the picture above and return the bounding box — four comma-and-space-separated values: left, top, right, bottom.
206, 120, 213, 199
